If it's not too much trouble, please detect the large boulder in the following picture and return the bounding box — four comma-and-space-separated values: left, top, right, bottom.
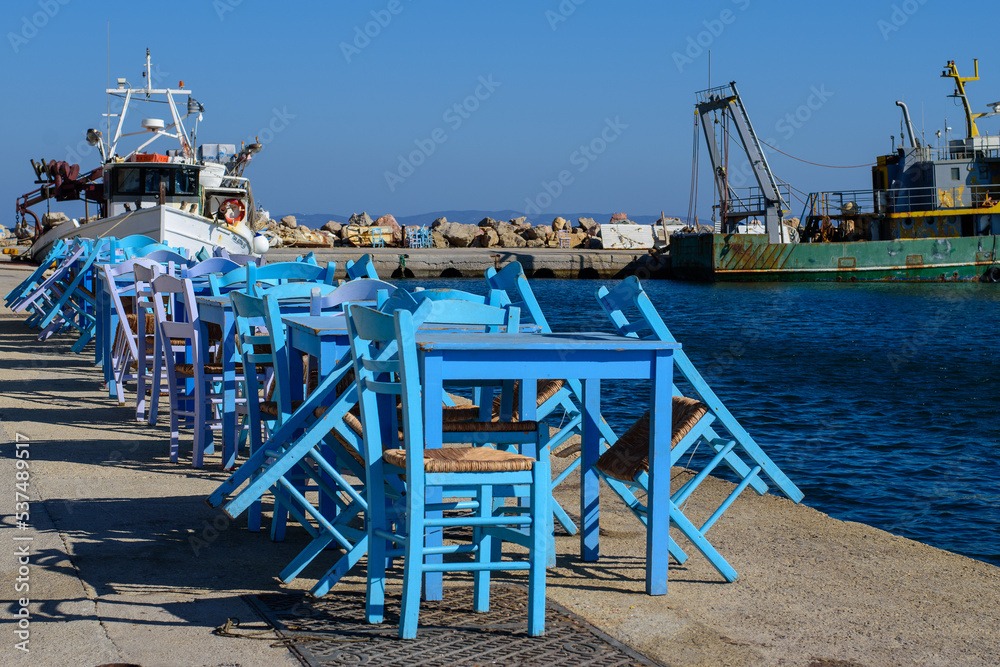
438, 221, 480, 247
476, 227, 500, 248
522, 225, 552, 242
552, 216, 569, 231
349, 211, 374, 227
322, 220, 342, 234
14, 220, 33, 239
42, 211, 69, 231
498, 229, 526, 248
431, 216, 448, 228
509, 216, 528, 227
525, 238, 545, 248
478, 216, 497, 228
431, 230, 449, 248
375, 214, 403, 246
609, 212, 628, 223
279, 214, 297, 228
577, 217, 597, 232
570, 231, 590, 248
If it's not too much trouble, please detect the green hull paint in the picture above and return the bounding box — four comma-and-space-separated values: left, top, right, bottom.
670, 233, 1000, 282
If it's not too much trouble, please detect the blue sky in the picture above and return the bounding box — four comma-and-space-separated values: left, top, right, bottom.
3, 0, 996, 224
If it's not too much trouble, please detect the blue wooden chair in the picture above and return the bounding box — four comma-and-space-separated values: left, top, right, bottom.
345, 301, 549, 639
246, 260, 335, 293
4, 239, 70, 309
15, 239, 108, 351
181, 257, 241, 280
593, 276, 805, 580
149, 273, 248, 467
345, 253, 379, 280
100, 258, 168, 416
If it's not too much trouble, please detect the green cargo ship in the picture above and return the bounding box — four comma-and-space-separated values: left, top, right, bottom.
671, 60, 1000, 283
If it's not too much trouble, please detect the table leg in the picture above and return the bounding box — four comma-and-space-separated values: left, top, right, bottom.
581, 377, 600, 561
645, 349, 673, 595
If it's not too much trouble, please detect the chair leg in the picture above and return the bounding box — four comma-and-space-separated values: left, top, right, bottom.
399, 483, 426, 640
365, 458, 389, 626
473, 484, 492, 613
528, 454, 549, 637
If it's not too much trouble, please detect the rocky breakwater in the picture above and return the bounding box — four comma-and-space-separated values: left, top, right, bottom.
255, 211, 630, 250
430, 214, 607, 249
254, 211, 404, 249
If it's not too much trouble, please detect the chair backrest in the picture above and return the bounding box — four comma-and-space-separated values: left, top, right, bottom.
113, 235, 158, 261
345, 302, 434, 461
381, 292, 518, 333
149, 274, 199, 353
208, 265, 250, 296
182, 257, 241, 280
316, 278, 397, 311
485, 261, 551, 332
295, 252, 319, 265
101, 258, 164, 356
345, 254, 379, 280
246, 261, 334, 292
595, 276, 675, 343
140, 248, 191, 265
228, 253, 265, 267
230, 289, 288, 414
255, 280, 339, 316
410, 287, 504, 306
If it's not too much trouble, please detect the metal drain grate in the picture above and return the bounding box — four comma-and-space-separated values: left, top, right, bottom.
246, 586, 659, 666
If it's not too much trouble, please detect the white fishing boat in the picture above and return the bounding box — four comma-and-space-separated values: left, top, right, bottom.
18, 50, 268, 262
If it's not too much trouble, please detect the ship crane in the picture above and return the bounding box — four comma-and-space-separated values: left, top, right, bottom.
695, 81, 789, 243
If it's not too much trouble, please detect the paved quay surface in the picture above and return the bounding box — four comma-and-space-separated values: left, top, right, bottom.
1, 263, 998, 666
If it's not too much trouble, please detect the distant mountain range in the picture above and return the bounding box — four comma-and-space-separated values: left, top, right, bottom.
277, 209, 674, 228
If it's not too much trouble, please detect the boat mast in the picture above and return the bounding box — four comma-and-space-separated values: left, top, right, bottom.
941, 59, 984, 139
105, 49, 193, 160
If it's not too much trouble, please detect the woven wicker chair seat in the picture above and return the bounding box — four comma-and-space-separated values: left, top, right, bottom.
175, 362, 244, 377
125, 311, 225, 343
491, 379, 566, 421
593, 396, 708, 482
384, 446, 535, 473
146, 337, 190, 350
126, 312, 157, 335
259, 399, 304, 418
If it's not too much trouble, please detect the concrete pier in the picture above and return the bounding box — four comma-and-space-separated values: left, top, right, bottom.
267, 246, 671, 280
2, 263, 998, 666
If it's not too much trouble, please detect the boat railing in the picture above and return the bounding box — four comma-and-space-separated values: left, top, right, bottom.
695, 84, 735, 105
800, 190, 876, 221
723, 183, 793, 216
802, 184, 1000, 219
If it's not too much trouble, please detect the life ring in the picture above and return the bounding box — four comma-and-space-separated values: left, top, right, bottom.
219, 199, 246, 224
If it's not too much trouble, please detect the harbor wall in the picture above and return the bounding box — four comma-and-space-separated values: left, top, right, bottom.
267, 247, 670, 280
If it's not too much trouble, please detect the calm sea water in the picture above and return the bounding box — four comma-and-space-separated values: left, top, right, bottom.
414, 277, 1000, 567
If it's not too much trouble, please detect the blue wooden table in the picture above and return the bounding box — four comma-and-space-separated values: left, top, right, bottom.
415, 331, 680, 595
278, 319, 680, 596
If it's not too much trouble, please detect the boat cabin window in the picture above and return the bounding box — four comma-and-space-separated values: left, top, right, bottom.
951, 167, 961, 181
173, 167, 198, 195
111, 165, 200, 198
116, 168, 142, 195
144, 169, 162, 195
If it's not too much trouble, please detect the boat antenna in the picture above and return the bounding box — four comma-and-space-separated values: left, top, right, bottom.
106, 22, 110, 146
